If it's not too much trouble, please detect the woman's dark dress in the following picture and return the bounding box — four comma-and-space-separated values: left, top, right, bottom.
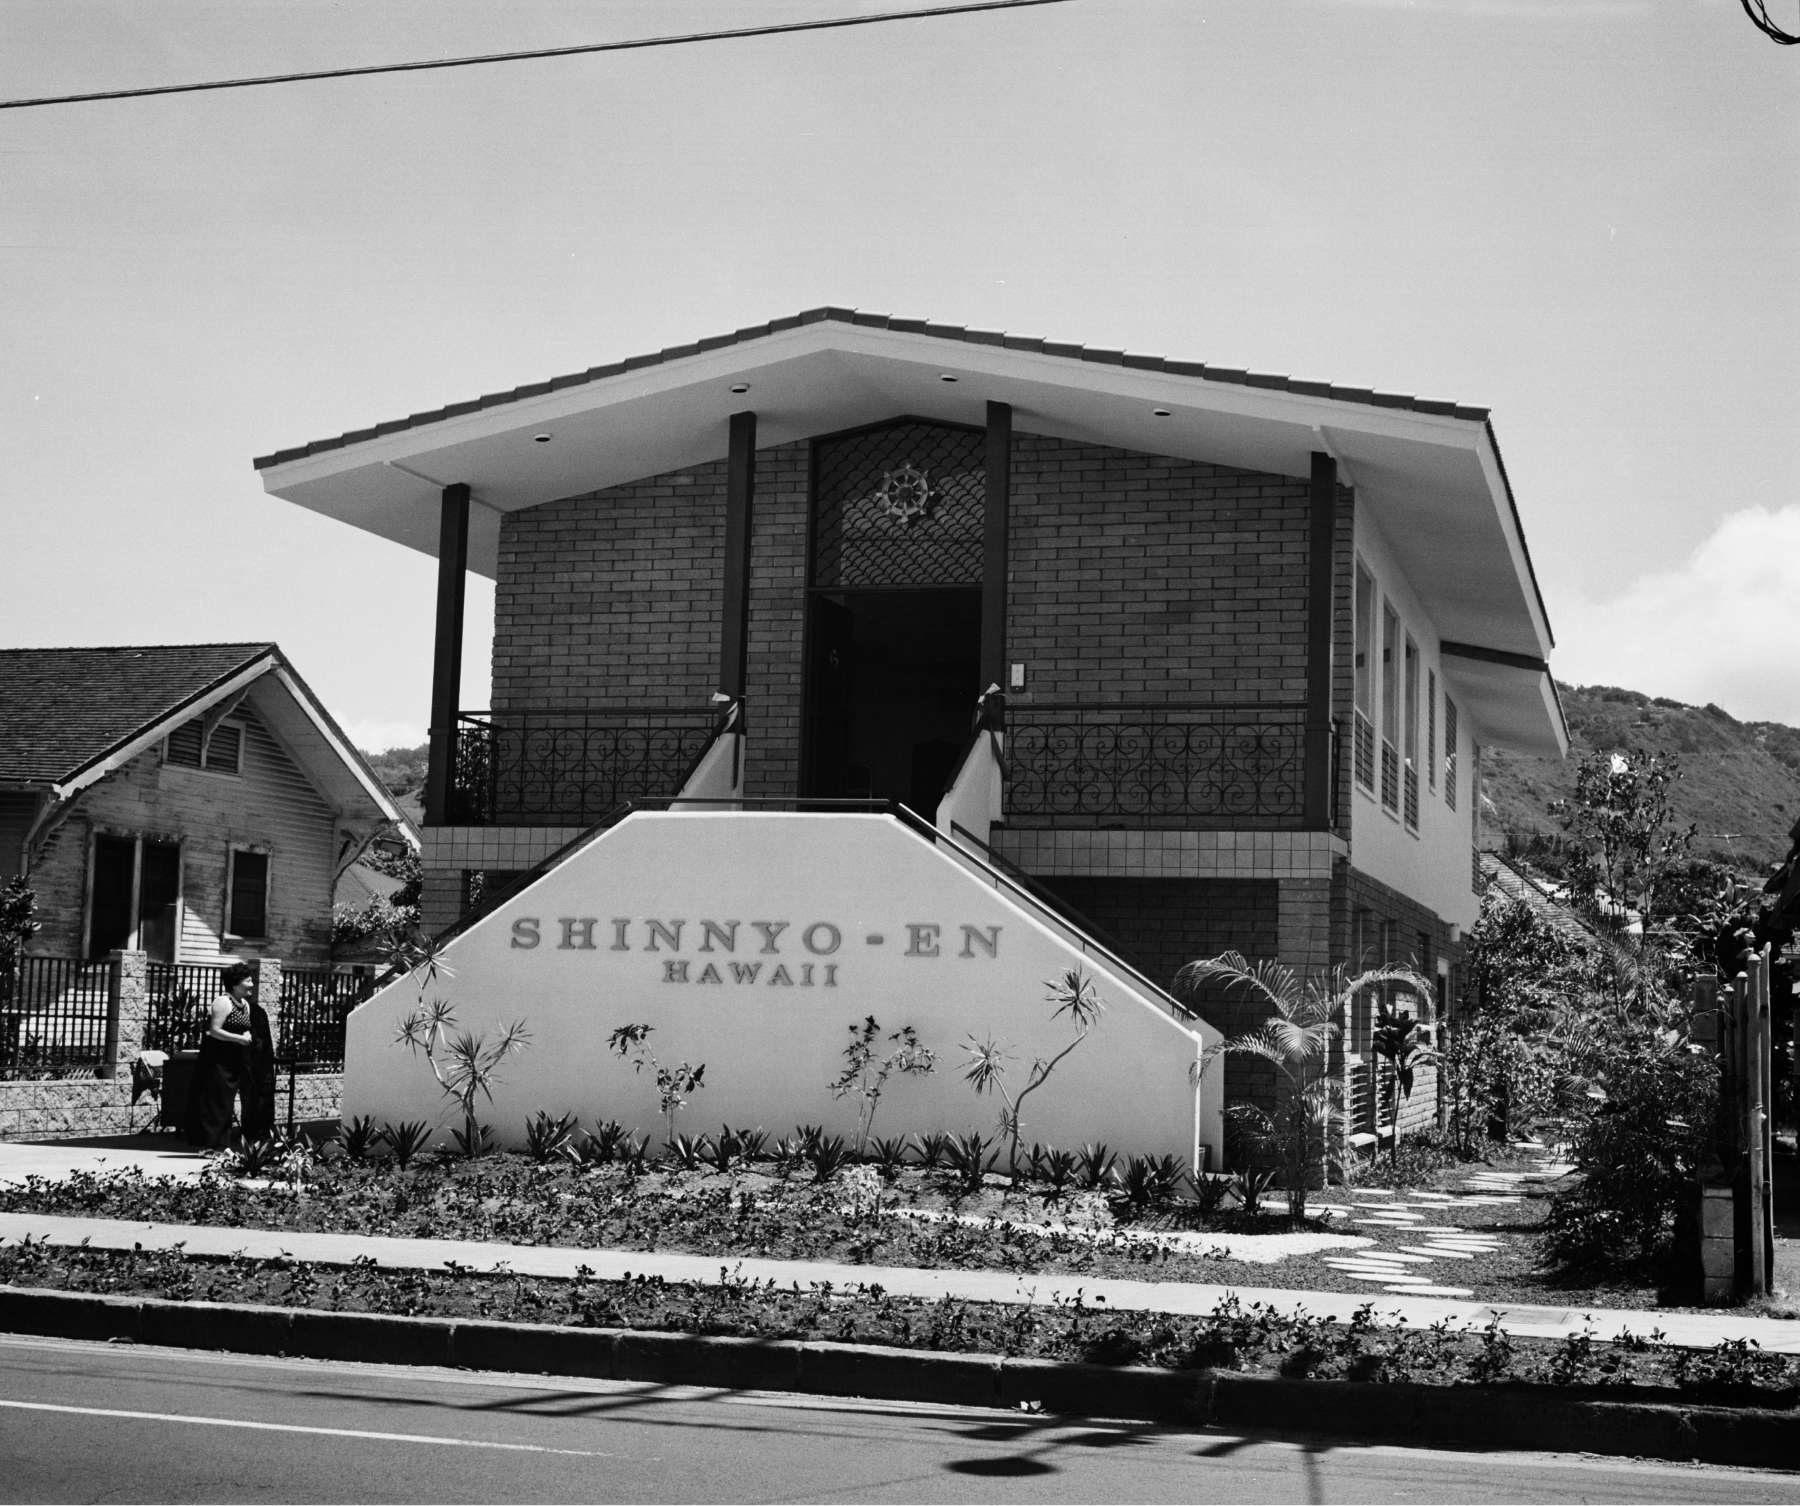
184, 998, 274, 1147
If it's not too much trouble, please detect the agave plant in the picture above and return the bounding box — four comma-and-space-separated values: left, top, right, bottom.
867, 1135, 911, 1182
1180, 951, 1432, 1218
942, 1130, 996, 1194
377, 1119, 431, 1168
334, 1114, 380, 1162
523, 1109, 578, 1164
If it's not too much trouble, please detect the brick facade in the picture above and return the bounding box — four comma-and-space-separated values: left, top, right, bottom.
1006, 437, 1313, 705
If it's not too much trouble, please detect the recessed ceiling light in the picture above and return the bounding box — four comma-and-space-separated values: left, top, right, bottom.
532, 433, 553, 444
729, 382, 751, 394
1152, 408, 1172, 418
938, 373, 959, 383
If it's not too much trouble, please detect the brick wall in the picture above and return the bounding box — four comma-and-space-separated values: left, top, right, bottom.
1006, 436, 1312, 703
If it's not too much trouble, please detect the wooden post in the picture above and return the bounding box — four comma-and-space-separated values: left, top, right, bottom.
424, 484, 472, 827
719, 412, 757, 701
1756, 945, 1775, 1293
1305, 452, 1337, 829
981, 401, 1011, 719
1742, 955, 1769, 1296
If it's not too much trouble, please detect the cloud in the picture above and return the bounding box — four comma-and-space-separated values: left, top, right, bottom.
1552, 505, 1800, 726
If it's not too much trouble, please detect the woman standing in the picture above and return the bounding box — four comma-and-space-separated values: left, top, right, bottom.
184, 962, 267, 1148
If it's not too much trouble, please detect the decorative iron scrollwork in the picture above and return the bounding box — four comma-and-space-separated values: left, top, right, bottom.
1004, 702, 1309, 825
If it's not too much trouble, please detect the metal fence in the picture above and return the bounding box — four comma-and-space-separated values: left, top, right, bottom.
449, 707, 722, 825
278, 968, 374, 1071
1004, 701, 1310, 825
0, 956, 115, 1080
143, 961, 230, 1054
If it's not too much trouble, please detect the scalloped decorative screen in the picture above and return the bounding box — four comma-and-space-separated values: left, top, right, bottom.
812, 421, 986, 588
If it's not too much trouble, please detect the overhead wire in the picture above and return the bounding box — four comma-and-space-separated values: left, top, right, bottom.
1740, 0, 1800, 43
0, 0, 1072, 111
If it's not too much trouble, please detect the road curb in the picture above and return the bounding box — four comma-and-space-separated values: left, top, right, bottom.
3, 1284, 1796, 1469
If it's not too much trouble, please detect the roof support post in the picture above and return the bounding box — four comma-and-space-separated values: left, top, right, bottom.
981, 400, 1011, 725
424, 482, 471, 827
718, 411, 757, 702
1305, 452, 1337, 829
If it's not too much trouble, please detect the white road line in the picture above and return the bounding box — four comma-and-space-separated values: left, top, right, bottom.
0, 1398, 627, 1458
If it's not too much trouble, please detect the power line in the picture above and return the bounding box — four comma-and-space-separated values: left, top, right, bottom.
0, 0, 1073, 111
1741, 0, 1800, 43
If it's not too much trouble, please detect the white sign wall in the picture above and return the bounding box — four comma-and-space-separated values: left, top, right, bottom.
345, 813, 1223, 1167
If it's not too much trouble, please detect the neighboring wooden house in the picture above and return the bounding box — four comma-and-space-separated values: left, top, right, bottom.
253, 310, 1567, 1163
0, 644, 416, 967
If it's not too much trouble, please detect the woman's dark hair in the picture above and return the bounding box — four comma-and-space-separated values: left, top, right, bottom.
220, 962, 256, 990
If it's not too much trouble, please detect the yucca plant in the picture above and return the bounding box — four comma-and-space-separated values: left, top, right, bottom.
868, 1135, 911, 1182
807, 1132, 854, 1183
334, 1114, 380, 1161
1180, 951, 1433, 1218
942, 1130, 996, 1194
1075, 1142, 1116, 1191
911, 1130, 951, 1170
1039, 1146, 1079, 1202
963, 968, 1106, 1177
395, 1000, 531, 1158
377, 1119, 431, 1168
524, 1109, 578, 1163
575, 1119, 628, 1165
665, 1132, 711, 1172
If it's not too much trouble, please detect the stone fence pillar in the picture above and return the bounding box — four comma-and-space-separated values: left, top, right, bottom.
254, 958, 284, 1055
101, 950, 148, 1079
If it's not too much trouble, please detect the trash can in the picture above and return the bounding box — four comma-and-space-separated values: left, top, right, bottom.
160, 1050, 200, 1134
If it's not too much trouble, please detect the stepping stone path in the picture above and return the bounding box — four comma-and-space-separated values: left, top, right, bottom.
1311, 1152, 1572, 1298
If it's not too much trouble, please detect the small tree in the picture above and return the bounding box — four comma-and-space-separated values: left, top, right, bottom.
394, 1000, 531, 1156
1182, 952, 1432, 1218
963, 968, 1105, 1178
608, 1023, 705, 1150
830, 1016, 935, 1156
1370, 1002, 1435, 1164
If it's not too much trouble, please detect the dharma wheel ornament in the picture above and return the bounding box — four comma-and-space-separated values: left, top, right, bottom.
873, 462, 934, 526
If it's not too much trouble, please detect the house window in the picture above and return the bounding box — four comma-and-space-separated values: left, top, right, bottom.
1352, 563, 1376, 791
1380, 605, 1401, 812
87, 835, 180, 963
1444, 695, 1459, 810
165, 719, 243, 774
1426, 670, 1437, 791
1402, 635, 1420, 830
227, 849, 270, 939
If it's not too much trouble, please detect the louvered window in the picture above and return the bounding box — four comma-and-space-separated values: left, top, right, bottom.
164, 719, 242, 774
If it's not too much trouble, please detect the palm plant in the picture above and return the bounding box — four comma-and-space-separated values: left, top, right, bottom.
1180, 951, 1431, 1218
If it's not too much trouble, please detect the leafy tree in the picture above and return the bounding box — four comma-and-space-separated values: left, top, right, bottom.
830, 1016, 935, 1156
1552, 748, 1695, 950
608, 1023, 705, 1150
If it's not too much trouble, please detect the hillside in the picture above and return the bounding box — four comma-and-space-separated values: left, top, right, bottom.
1480, 685, 1800, 878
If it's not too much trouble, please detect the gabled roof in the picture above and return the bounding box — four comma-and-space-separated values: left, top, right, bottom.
255, 307, 1565, 756
0, 642, 416, 839
0, 643, 276, 786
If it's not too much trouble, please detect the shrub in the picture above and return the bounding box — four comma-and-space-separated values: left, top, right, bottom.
830, 1016, 935, 1156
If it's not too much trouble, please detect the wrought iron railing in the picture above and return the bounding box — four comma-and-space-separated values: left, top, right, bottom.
1003, 701, 1310, 825
0, 956, 114, 1080
448, 706, 725, 826
278, 968, 373, 1071
144, 961, 230, 1053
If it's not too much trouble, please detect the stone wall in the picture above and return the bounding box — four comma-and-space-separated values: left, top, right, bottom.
0, 1072, 342, 1140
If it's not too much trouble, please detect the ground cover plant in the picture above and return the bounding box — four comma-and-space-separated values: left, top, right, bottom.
2, 1237, 1794, 1409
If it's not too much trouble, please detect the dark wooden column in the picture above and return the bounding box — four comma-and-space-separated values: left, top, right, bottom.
423, 482, 471, 827
718, 411, 757, 701
1304, 452, 1338, 829
981, 400, 1012, 719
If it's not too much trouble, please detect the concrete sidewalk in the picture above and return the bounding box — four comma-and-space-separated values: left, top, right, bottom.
2, 1132, 1797, 1354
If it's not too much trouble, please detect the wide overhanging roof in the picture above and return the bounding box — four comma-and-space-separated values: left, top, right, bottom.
255, 308, 1564, 756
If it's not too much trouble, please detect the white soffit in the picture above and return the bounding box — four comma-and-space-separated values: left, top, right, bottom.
1442, 656, 1568, 760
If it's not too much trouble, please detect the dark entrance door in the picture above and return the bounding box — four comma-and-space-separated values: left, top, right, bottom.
803, 588, 981, 816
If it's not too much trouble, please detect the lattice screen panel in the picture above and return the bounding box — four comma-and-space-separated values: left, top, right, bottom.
812, 421, 985, 588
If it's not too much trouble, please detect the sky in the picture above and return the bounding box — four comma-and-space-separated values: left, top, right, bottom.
3, 0, 1797, 750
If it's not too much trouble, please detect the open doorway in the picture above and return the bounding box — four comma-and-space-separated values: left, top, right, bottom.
803, 588, 981, 816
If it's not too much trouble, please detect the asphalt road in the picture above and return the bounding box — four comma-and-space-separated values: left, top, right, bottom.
1, 1333, 1796, 1504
